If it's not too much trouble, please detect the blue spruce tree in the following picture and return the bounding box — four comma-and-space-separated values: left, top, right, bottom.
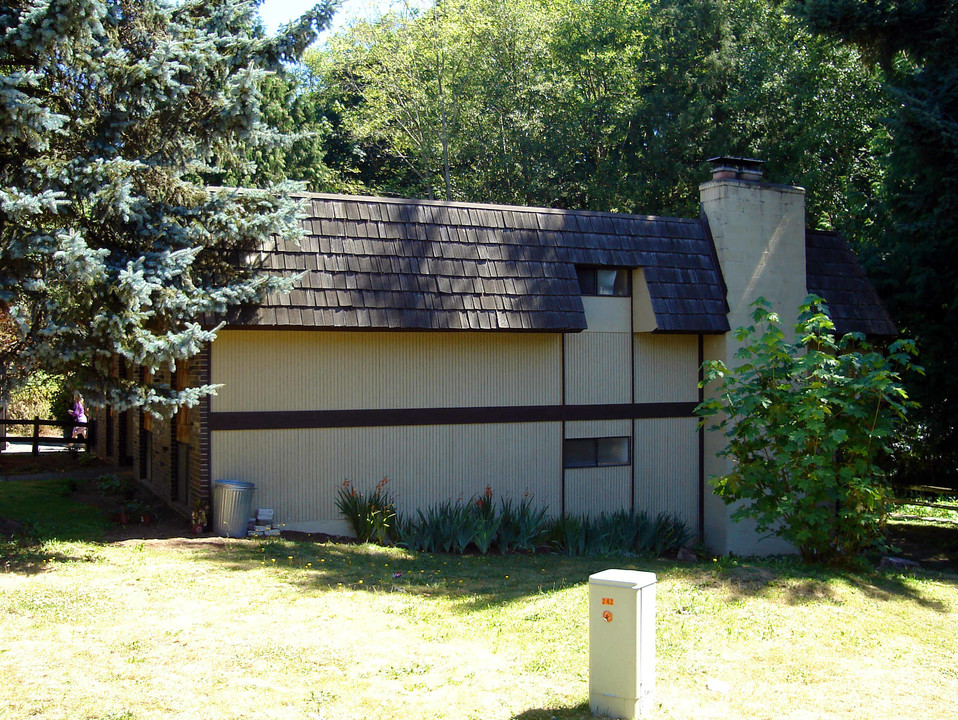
0, 0, 333, 415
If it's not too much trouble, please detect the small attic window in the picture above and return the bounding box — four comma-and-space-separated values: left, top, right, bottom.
576, 267, 630, 297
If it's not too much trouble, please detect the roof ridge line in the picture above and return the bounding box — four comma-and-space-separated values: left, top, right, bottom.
292, 190, 699, 224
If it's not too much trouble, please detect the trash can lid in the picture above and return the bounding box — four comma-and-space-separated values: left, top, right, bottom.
214, 479, 255, 490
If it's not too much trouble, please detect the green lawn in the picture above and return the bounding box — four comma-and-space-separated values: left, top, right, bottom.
0, 476, 110, 545
1, 478, 956, 720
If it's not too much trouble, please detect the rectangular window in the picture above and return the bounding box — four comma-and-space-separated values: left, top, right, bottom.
139, 429, 153, 482
564, 437, 631, 468
576, 267, 630, 297
174, 442, 190, 502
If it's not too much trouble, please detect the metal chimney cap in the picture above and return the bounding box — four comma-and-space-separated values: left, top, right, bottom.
707, 156, 765, 181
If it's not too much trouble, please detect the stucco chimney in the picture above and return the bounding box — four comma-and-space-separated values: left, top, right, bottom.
699, 158, 807, 557
700, 158, 806, 334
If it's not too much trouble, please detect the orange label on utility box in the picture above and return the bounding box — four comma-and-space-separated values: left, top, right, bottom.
601, 597, 614, 606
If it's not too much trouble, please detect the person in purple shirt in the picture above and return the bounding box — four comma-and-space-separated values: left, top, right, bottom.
69, 392, 87, 444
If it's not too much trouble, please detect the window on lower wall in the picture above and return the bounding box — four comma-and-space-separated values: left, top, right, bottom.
174, 442, 189, 502
564, 437, 631, 468
139, 428, 153, 482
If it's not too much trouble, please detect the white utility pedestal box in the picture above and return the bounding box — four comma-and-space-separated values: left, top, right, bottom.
589, 569, 656, 719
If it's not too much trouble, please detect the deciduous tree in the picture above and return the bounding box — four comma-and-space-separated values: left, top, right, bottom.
697, 297, 919, 564
306, 0, 889, 236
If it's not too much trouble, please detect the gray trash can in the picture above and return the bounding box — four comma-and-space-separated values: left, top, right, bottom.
213, 480, 255, 538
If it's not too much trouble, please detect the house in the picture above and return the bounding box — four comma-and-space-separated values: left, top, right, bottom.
93, 158, 895, 555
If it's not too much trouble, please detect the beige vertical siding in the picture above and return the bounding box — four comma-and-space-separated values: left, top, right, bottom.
564, 333, 631, 405
564, 419, 631, 440
211, 330, 561, 413
581, 297, 632, 332
207, 328, 702, 531
632, 417, 699, 531
632, 269, 657, 332
701, 333, 731, 549
563, 419, 632, 516
564, 465, 632, 516
633, 334, 699, 404
210, 422, 562, 532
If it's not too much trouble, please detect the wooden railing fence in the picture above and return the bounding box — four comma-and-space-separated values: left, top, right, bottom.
0, 417, 95, 455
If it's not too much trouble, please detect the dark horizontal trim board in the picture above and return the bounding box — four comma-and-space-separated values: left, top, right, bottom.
210, 402, 698, 431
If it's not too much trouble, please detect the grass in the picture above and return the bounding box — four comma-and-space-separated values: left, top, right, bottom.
893, 497, 958, 522
0, 477, 110, 541
1, 478, 957, 720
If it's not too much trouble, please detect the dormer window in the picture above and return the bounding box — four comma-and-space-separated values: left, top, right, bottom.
576, 267, 630, 297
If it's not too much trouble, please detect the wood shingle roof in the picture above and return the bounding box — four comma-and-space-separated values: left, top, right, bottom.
805, 230, 897, 337
224, 193, 892, 338
231, 193, 731, 334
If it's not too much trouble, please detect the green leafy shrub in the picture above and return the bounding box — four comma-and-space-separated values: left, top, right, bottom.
644, 513, 694, 556
696, 296, 920, 565
395, 512, 438, 553
335, 478, 398, 545
593, 510, 645, 554
6, 372, 68, 422
546, 510, 692, 556
497, 494, 550, 553
96, 474, 134, 499
470, 487, 501, 555
395, 489, 549, 555
549, 515, 588, 555
420, 501, 464, 553
350, 482, 690, 557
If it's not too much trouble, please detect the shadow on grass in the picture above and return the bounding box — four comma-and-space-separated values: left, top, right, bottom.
887, 520, 958, 573
179, 535, 955, 615
0, 476, 113, 573
190, 537, 633, 609
0, 539, 104, 574
717, 557, 952, 612
3, 476, 954, 612
509, 701, 592, 719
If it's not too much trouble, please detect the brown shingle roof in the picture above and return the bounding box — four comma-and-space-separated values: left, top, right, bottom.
226, 195, 891, 337
229, 193, 730, 333
805, 230, 897, 337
